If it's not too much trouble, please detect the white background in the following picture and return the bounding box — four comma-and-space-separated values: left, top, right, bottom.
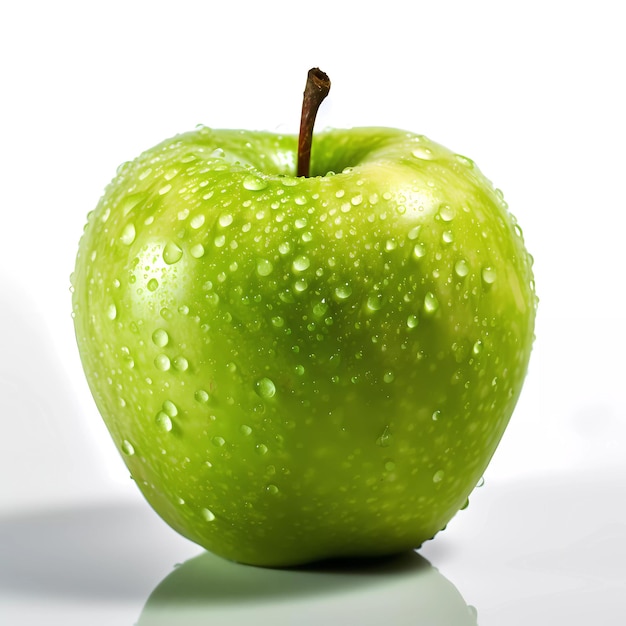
1, 1, 625, 624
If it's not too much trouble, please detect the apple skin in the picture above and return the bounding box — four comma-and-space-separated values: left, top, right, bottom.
72, 126, 536, 567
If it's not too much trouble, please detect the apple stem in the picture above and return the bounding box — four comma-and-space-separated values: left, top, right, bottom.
297, 68, 331, 177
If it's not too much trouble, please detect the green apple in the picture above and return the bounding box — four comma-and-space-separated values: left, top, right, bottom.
72, 86, 536, 566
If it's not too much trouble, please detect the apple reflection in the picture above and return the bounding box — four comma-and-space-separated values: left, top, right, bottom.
137, 549, 478, 626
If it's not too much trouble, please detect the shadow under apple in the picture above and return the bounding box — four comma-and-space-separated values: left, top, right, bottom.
137, 549, 479, 626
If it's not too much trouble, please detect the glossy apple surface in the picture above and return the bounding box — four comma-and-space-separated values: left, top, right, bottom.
72, 126, 536, 566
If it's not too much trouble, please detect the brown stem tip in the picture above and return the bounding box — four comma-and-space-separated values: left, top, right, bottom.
297, 68, 331, 178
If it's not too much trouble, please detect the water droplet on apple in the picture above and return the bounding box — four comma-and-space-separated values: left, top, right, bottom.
292, 255, 311, 272
366, 293, 383, 312
152, 328, 169, 347
162, 400, 178, 416
121, 440, 135, 456
472, 340, 483, 355
163, 241, 183, 264
155, 354, 171, 371
454, 259, 469, 278
376, 425, 392, 447
350, 193, 363, 206
313, 300, 328, 317
195, 389, 209, 403
455, 154, 474, 168
190, 243, 205, 258
120, 223, 136, 245
256, 258, 274, 277
159, 183, 172, 195
412, 147, 433, 160
476, 476, 485, 488
212, 436, 226, 447
278, 241, 291, 255
155, 412, 173, 432
190, 214, 206, 229
442, 230, 454, 244
407, 314, 419, 329
201, 508, 216, 522
147, 278, 159, 291
423, 292, 439, 315
294, 279, 308, 292
255, 377, 276, 399
383, 371, 395, 383
407, 225, 421, 240
242, 174, 268, 191
413, 243, 426, 259
173, 356, 189, 372
432, 410, 441, 421
461, 497, 470, 510
481, 266, 497, 284
433, 470, 445, 483
334, 283, 352, 300
107, 303, 117, 320
271, 316, 285, 328
256, 443, 268, 455
266, 484, 279, 495
438, 205, 455, 222
240, 424, 252, 436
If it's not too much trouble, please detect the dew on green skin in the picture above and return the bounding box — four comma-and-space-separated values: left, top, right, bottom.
121, 440, 135, 456
173, 356, 189, 371
155, 412, 173, 432
423, 292, 439, 315
432, 410, 441, 421
240, 424, 252, 436
412, 147, 433, 160
190, 243, 205, 258
334, 284, 352, 300
147, 278, 159, 291
256, 258, 274, 277
154, 354, 171, 371
472, 340, 484, 355
162, 400, 178, 417
120, 223, 136, 245
255, 377, 276, 399
271, 316, 285, 328
163, 241, 183, 265
195, 389, 209, 403
438, 205, 455, 222
294, 279, 308, 292
242, 175, 268, 191
256, 443, 268, 455
482, 266, 497, 284
407, 314, 419, 329
219, 213, 234, 227
201, 508, 216, 522
407, 225, 421, 240
106, 303, 117, 320
433, 470, 445, 483
454, 259, 470, 278
413, 243, 426, 259
292, 255, 311, 272
266, 484, 279, 495
190, 214, 205, 229
366, 293, 383, 312
212, 436, 226, 447
312, 300, 328, 317
376, 425, 393, 447
152, 328, 169, 347
383, 371, 395, 384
